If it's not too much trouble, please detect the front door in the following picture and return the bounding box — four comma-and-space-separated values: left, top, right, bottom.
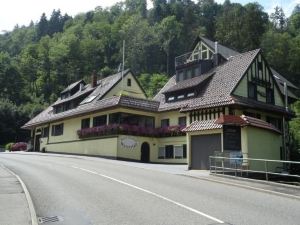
34, 135, 41, 152
141, 142, 150, 163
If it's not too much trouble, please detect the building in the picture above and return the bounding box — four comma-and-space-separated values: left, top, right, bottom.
23, 37, 298, 169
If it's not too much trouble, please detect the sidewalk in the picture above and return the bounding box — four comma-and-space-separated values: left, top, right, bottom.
0, 165, 33, 225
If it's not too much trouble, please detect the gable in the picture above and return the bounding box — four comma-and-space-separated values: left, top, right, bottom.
190, 40, 214, 61
232, 53, 284, 107
103, 72, 146, 99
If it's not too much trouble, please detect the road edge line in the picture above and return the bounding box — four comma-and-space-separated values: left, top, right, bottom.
2, 165, 38, 225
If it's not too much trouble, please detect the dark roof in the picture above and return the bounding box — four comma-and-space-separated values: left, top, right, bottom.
22, 95, 159, 129
23, 69, 155, 129
166, 49, 261, 112
271, 68, 298, 90
199, 36, 240, 59
153, 76, 194, 111
163, 71, 215, 93
53, 84, 95, 106
61, 80, 84, 94
90, 69, 131, 102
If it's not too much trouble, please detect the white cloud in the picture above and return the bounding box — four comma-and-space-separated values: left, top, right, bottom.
0, 0, 123, 32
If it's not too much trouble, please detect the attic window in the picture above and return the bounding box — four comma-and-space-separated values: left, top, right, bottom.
168, 96, 175, 101
127, 78, 131, 87
187, 92, 195, 97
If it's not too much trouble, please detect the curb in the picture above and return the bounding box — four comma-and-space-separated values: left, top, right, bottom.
1, 165, 38, 225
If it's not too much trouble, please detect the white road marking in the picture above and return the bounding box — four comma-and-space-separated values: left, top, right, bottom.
71, 166, 225, 224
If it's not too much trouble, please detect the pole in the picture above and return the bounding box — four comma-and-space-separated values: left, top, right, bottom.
121, 40, 125, 94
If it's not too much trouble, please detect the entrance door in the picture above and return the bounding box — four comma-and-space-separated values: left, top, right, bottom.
34, 135, 41, 152
141, 142, 150, 163
191, 134, 221, 169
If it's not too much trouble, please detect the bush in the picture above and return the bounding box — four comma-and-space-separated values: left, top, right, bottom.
5, 142, 14, 151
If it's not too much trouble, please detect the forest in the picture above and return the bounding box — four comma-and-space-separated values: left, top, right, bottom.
0, 0, 299, 152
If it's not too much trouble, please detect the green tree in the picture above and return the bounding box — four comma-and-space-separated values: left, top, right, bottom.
157, 16, 182, 75
138, 73, 168, 97
270, 6, 287, 32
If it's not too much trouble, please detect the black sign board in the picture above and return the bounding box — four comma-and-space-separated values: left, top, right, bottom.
223, 125, 241, 151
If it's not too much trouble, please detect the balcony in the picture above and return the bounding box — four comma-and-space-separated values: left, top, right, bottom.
175, 51, 201, 69
77, 124, 186, 139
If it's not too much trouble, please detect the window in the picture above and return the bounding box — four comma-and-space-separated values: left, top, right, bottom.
93, 115, 107, 127
81, 118, 90, 129
174, 146, 183, 158
158, 147, 165, 159
266, 88, 274, 104
161, 119, 169, 128
51, 124, 64, 136
178, 116, 186, 126
167, 96, 175, 101
42, 127, 49, 138
165, 145, 174, 158
177, 94, 185, 100
187, 92, 195, 97
248, 82, 257, 100
258, 62, 263, 71
127, 78, 131, 86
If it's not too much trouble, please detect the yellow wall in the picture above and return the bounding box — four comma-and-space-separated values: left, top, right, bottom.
157, 110, 187, 127
45, 137, 118, 157
245, 126, 282, 171
104, 72, 146, 99
155, 136, 187, 163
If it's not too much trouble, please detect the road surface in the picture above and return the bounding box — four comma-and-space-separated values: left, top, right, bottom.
0, 153, 299, 225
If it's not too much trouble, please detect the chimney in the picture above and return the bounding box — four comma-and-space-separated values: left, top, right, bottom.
214, 41, 219, 66
79, 83, 84, 91
91, 70, 97, 88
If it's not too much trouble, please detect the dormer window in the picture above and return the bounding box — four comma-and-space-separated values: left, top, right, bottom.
187, 92, 195, 97
168, 96, 175, 101
178, 95, 184, 99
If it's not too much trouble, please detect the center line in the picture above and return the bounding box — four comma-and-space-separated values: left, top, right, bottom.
71, 166, 224, 224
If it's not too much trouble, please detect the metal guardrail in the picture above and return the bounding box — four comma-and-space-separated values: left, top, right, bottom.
175, 51, 201, 68
209, 156, 300, 181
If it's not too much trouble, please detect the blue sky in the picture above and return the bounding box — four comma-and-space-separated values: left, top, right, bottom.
0, 0, 299, 32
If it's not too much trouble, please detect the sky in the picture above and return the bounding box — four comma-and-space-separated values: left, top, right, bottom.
0, 0, 299, 32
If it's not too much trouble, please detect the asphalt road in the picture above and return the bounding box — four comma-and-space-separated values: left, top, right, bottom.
0, 153, 299, 225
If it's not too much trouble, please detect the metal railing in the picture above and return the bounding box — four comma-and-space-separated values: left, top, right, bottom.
209, 156, 300, 182
175, 51, 201, 68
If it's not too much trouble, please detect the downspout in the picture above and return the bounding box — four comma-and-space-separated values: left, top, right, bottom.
282, 82, 288, 160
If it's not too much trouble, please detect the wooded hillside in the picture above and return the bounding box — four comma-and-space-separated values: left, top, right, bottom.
0, 0, 299, 146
